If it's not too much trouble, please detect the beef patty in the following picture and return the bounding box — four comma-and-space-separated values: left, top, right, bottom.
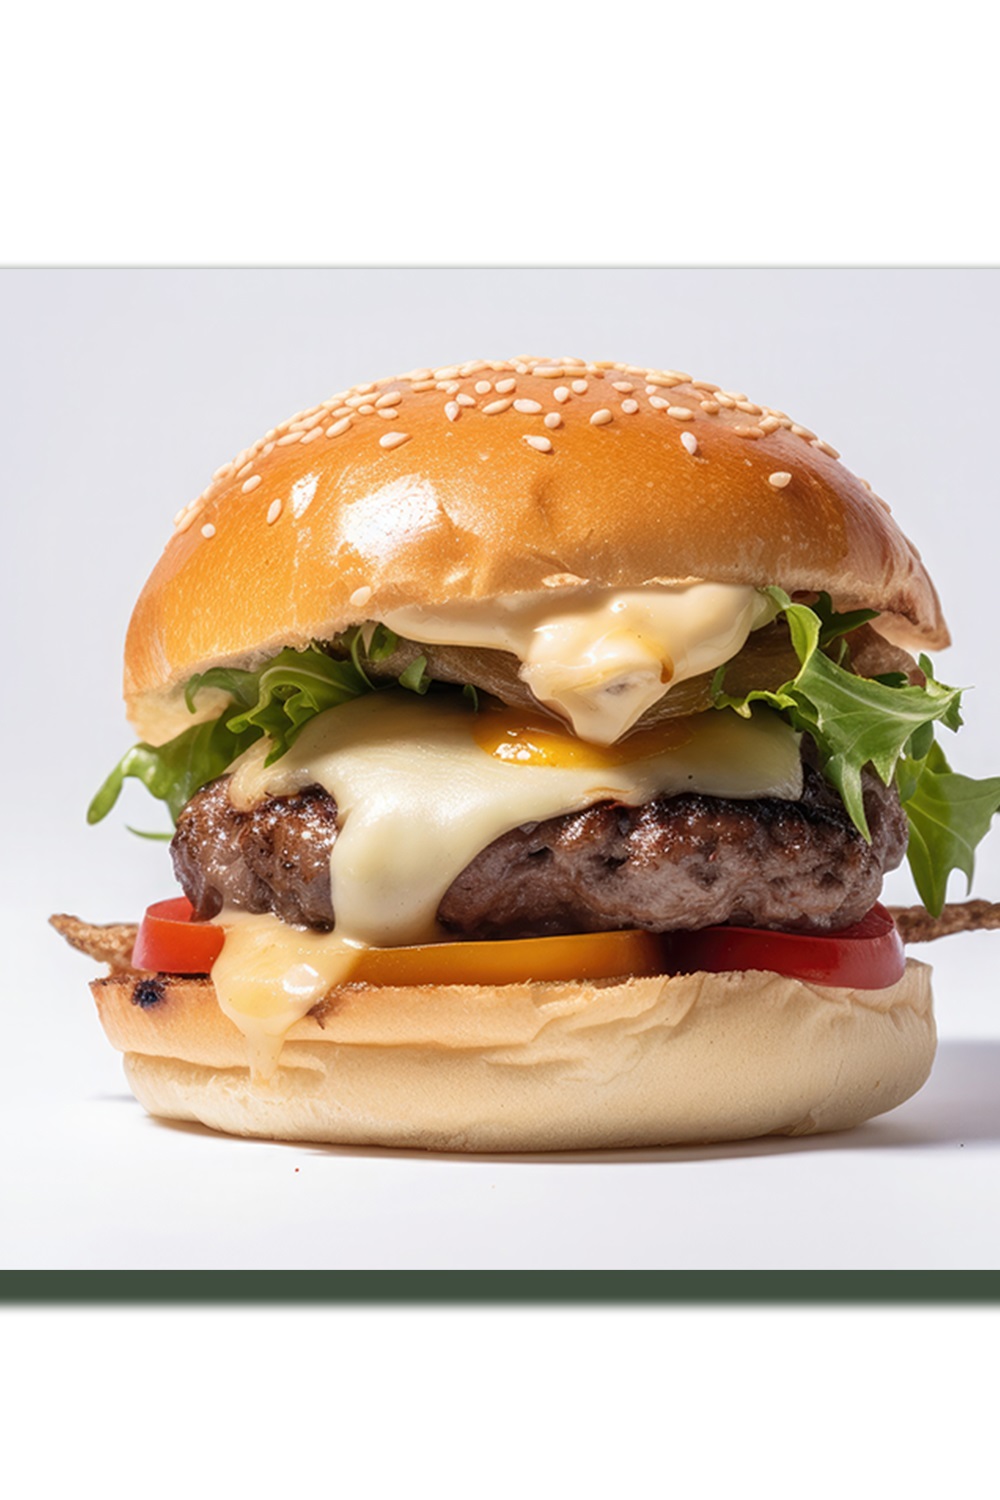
171, 756, 908, 938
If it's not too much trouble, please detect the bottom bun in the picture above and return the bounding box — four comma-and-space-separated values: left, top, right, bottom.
93, 958, 936, 1152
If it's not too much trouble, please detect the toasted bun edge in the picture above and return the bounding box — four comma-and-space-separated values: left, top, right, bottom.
96, 959, 935, 1151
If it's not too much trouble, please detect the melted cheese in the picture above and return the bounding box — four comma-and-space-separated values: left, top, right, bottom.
211, 914, 366, 1082
217, 691, 802, 1080
382, 582, 776, 745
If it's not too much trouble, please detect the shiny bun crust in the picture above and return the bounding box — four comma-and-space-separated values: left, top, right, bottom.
93, 961, 935, 1151
124, 357, 948, 742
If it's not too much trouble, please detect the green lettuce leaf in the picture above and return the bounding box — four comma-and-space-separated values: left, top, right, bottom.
713, 588, 1000, 912
189, 646, 369, 765
713, 588, 965, 838
88, 714, 264, 826
90, 635, 463, 830
896, 740, 1000, 915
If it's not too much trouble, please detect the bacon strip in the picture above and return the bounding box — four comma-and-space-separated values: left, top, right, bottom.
887, 900, 1000, 944
50, 913, 141, 972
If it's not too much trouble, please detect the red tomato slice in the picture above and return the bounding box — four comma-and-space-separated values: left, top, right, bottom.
666, 903, 905, 990
132, 897, 226, 974
132, 897, 905, 990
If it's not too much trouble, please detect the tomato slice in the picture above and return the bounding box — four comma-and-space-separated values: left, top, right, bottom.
132, 898, 664, 983
132, 897, 226, 974
133, 897, 904, 990
666, 903, 905, 990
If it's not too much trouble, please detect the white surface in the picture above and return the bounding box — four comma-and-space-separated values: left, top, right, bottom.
4, 269, 1000, 1269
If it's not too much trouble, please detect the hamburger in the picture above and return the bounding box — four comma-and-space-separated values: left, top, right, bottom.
54, 355, 1000, 1151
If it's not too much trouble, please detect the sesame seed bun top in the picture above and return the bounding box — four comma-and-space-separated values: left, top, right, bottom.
124, 356, 949, 742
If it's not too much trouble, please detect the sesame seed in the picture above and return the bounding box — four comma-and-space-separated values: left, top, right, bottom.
262, 442, 275, 456
350, 585, 373, 608
375, 391, 402, 408
572, 379, 589, 394
242, 475, 262, 493
483, 398, 513, 415
667, 406, 695, 421
345, 396, 370, 409
201, 522, 216, 538
590, 409, 613, 426
353, 383, 376, 395
175, 511, 196, 533
266, 499, 282, 524
649, 396, 669, 410
544, 412, 562, 428
611, 381, 634, 392
736, 400, 763, 415
456, 393, 476, 407
699, 401, 721, 414
213, 463, 234, 480
514, 399, 543, 414
720, 391, 747, 402
379, 431, 411, 449
680, 431, 699, 455
621, 399, 639, 415
376, 407, 398, 419
300, 426, 323, 442
533, 366, 565, 378
475, 380, 492, 394
714, 394, 737, 409
410, 380, 436, 392
734, 425, 765, 438
495, 378, 517, 394
433, 366, 461, 381
812, 439, 841, 459
236, 462, 254, 479
645, 373, 683, 388
554, 386, 571, 403
524, 434, 553, 453
445, 401, 461, 421
768, 471, 793, 488
758, 416, 783, 433
326, 417, 352, 438
791, 424, 816, 440
358, 404, 375, 415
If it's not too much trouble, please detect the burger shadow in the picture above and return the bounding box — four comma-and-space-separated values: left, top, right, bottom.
140, 1038, 1000, 1164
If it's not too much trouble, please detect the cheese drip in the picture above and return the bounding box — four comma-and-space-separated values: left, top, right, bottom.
216, 693, 802, 1080
382, 582, 776, 745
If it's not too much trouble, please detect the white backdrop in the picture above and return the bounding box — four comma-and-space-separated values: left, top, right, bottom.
4, 269, 999, 1268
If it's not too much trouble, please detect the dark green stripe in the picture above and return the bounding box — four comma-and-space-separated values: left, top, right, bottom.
2, 1271, 998, 1303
